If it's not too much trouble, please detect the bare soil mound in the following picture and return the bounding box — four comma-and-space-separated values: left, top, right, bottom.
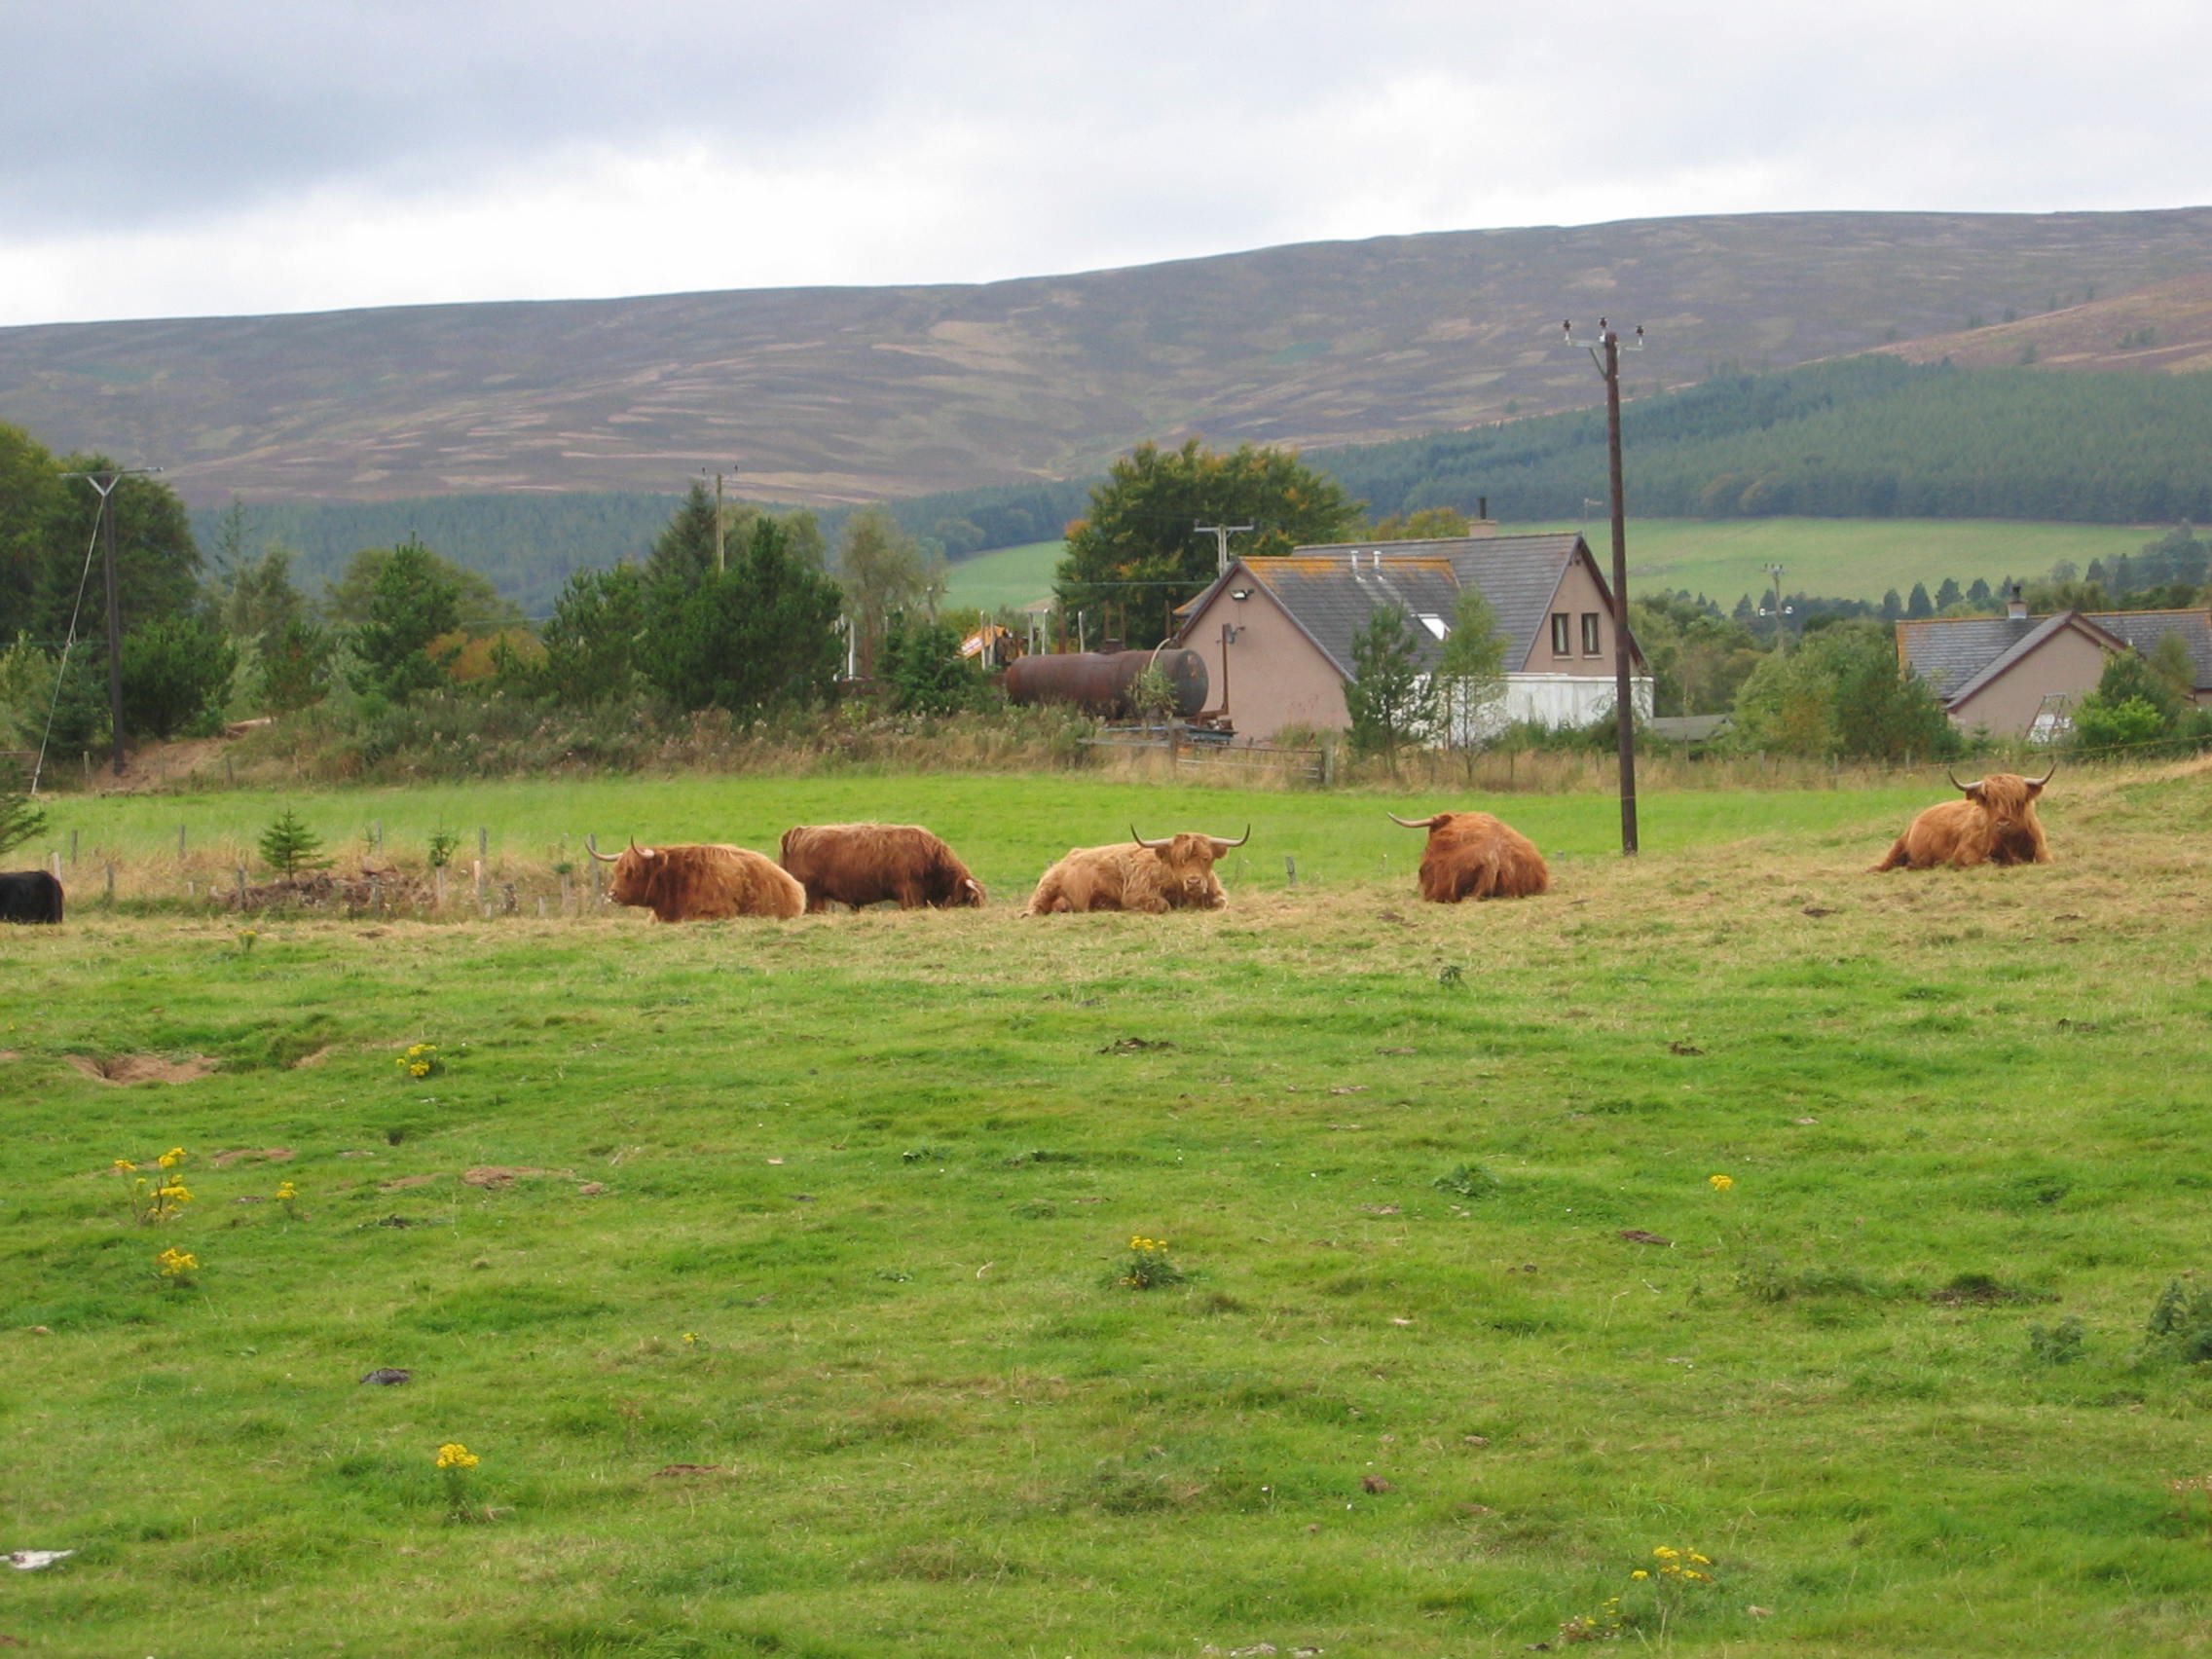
223, 867, 431, 914
64, 1053, 216, 1086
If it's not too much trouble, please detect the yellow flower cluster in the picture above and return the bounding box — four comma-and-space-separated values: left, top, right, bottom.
1128, 1235, 1168, 1253
117, 1148, 193, 1222
395, 1042, 441, 1080
1708, 1173, 1734, 1192
276, 1180, 298, 1202
156, 1246, 198, 1278
1650, 1545, 1714, 1582
434, 1443, 480, 1471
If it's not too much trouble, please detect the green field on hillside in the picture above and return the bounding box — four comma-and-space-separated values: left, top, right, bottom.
5, 764, 2212, 1657
944, 519, 2156, 613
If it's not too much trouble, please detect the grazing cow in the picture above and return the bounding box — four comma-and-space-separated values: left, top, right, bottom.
588, 841, 805, 921
1023, 826, 1248, 915
0, 869, 64, 924
1388, 811, 1550, 903
778, 823, 985, 911
1873, 766, 2055, 870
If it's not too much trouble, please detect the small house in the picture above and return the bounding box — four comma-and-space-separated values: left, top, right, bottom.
1173, 532, 1649, 744
1897, 599, 2212, 738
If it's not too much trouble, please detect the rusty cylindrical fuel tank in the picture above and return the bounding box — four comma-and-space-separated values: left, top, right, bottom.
1004, 647, 1209, 718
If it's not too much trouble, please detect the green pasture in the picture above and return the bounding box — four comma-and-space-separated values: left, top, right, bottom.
5, 764, 2212, 1657
942, 520, 2155, 613
18, 771, 1948, 906
943, 538, 1065, 611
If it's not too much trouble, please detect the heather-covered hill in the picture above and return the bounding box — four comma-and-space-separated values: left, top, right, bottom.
7, 207, 2212, 507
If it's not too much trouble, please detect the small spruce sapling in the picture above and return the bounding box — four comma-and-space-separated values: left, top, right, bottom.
259, 809, 332, 878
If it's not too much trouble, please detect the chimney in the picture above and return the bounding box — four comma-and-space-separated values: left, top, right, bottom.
2006, 583, 2028, 622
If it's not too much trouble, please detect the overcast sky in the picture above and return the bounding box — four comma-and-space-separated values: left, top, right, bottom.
2, 0, 2206, 329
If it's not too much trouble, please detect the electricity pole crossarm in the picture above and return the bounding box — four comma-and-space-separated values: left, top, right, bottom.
1560, 319, 1643, 856
59, 464, 162, 778
1195, 522, 1256, 576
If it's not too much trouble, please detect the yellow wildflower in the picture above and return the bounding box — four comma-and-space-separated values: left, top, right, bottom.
434, 1443, 480, 1471
1709, 1173, 1734, 1192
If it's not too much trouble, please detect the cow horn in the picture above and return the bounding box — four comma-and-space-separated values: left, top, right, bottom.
1130, 825, 1173, 850
2031, 759, 2058, 787
1387, 811, 1440, 830
588, 840, 620, 863
1210, 825, 1250, 852
1946, 770, 1975, 793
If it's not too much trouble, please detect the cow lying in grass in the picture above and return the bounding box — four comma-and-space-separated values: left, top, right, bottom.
779, 823, 985, 911
1387, 811, 1549, 903
1873, 766, 2054, 870
1023, 827, 1248, 914
590, 841, 805, 921
0, 870, 63, 924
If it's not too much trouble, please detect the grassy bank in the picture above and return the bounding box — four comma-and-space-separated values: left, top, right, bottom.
3, 763, 2209, 1656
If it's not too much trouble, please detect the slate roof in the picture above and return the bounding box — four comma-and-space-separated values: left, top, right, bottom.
1234, 554, 1463, 679
1899, 608, 2212, 708
1178, 533, 1631, 678
1896, 615, 2045, 698
2087, 610, 2212, 690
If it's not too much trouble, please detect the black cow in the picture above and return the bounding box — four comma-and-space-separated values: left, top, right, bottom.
0, 870, 64, 924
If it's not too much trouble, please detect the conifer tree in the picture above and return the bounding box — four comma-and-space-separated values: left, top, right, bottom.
259, 809, 332, 878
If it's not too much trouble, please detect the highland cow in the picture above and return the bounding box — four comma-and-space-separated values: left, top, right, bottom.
1873, 767, 2055, 871
589, 841, 805, 921
1388, 811, 1550, 903
778, 823, 985, 911
0, 870, 63, 924
1022, 827, 1248, 915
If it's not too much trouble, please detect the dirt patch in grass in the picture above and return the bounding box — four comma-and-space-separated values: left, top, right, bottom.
462, 1166, 575, 1189
379, 1175, 442, 1192
62, 1053, 216, 1086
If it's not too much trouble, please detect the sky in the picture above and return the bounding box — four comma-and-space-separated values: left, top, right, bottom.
2, 0, 2207, 329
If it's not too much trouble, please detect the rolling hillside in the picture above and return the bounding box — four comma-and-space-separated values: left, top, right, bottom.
7, 207, 2212, 508
1878, 271, 2212, 373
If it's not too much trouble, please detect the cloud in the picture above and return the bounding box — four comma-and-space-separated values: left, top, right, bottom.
2, 0, 2206, 325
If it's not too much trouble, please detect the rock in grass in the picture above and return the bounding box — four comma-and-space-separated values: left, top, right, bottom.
359, 1368, 412, 1385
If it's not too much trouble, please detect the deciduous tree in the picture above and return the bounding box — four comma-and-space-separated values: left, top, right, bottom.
1056, 438, 1359, 647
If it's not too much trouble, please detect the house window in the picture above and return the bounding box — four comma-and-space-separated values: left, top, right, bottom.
1550, 612, 1571, 655
1417, 613, 1450, 641
1581, 612, 1602, 655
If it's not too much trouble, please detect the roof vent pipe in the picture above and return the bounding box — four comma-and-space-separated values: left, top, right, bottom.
2007, 583, 2028, 622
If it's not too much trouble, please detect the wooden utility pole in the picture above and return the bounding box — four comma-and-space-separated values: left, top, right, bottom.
62, 465, 161, 778
707, 469, 727, 573
1194, 521, 1255, 576
1563, 319, 1643, 855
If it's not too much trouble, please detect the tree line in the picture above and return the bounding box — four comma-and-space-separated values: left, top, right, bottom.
1, 419, 1001, 772
1313, 356, 2212, 527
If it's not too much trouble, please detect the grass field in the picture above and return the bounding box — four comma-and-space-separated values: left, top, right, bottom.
942, 520, 2157, 613
5, 763, 2212, 1656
